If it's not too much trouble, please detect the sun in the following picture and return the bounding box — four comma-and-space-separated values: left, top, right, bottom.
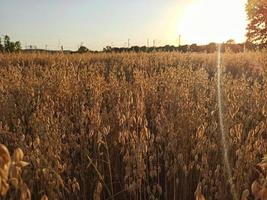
176, 0, 247, 44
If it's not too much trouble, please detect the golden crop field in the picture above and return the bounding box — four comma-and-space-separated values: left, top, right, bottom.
0, 51, 267, 200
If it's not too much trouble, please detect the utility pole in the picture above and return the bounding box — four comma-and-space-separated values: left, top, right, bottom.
153, 39, 156, 47
147, 38, 149, 47
179, 34, 181, 47
58, 39, 61, 50
128, 38, 130, 48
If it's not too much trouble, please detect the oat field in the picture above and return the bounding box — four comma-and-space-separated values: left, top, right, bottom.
0, 51, 267, 200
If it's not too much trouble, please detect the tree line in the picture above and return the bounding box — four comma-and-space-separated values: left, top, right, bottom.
102, 41, 255, 53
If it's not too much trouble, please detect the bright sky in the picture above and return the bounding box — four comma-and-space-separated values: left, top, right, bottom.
0, 0, 247, 50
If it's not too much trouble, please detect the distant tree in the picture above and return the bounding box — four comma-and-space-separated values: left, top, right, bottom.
78, 45, 89, 53
131, 46, 140, 52
190, 44, 199, 52
246, 0, 267, 46
206, 42, 217, 53
103, 46, 112, 52
179, 45, 189, 52
0, 38, 3, 52
3, 35, 21, 52
14, 41, 21, 51
4, 35, 11, 51
140, 46, 147, 52
226, 39, 235, 44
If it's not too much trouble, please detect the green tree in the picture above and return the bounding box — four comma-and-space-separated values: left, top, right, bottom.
246, 0, 267, 46
3, 35, 22, 52
4, 35, 11, 51
14, 41, 21, 51
77, 45, 89, 53
0, 38, 4, 52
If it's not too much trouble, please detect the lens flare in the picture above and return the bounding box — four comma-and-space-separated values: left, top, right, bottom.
217, 44, 238, 200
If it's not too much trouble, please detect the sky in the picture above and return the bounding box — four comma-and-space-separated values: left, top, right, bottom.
0, 0, 248, 50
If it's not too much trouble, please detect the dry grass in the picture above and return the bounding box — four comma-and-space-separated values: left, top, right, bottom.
0, 51, 266, 199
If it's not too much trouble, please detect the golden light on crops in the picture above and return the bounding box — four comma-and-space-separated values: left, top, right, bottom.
175, 0, 247, 44
0, 49, 267, 199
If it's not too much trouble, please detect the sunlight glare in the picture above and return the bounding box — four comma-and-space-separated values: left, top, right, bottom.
176, 0, 247, 44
